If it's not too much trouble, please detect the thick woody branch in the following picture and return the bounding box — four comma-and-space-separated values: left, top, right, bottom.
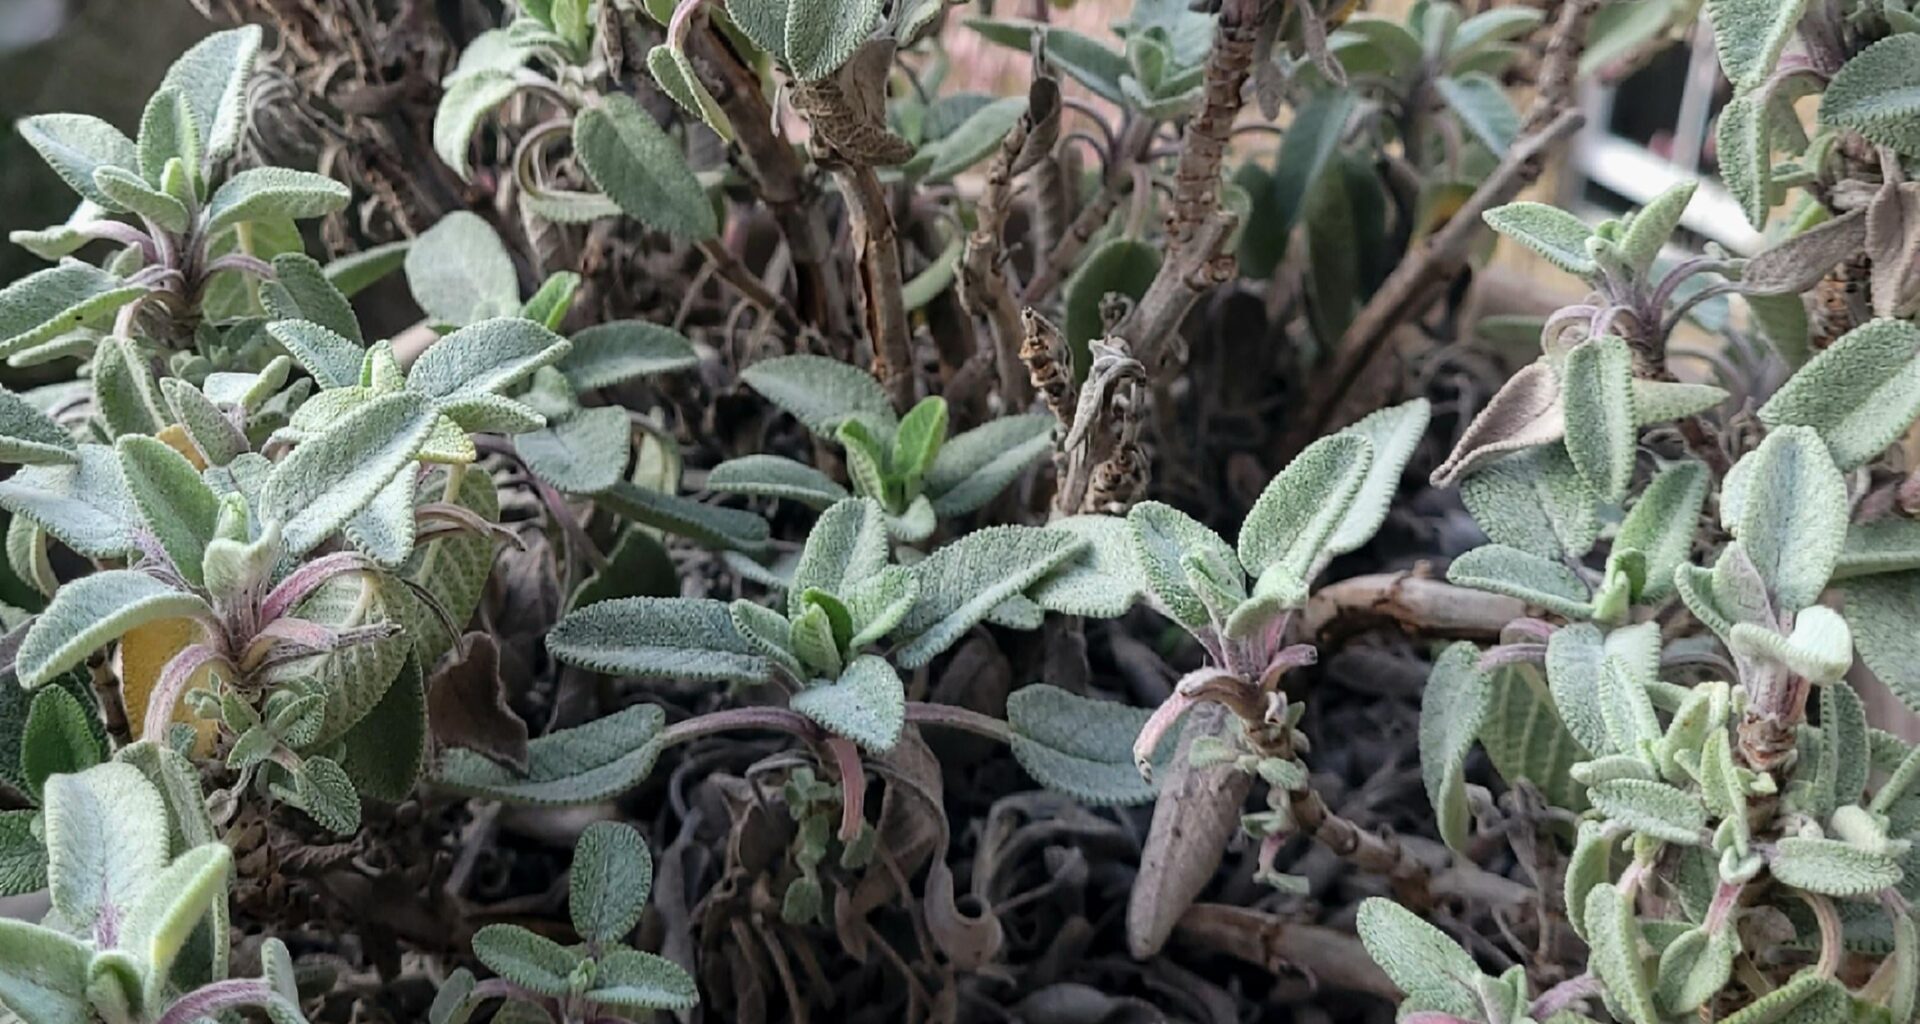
1111, 0, 1269, 372
960, 79, 1060, 408
684, 20, 847, 337
832, 163, 917, 408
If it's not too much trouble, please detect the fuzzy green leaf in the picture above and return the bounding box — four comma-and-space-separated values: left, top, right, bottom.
1821, 35, 1920, 156
204, 167, 350, 235
1483, 202, 1596, 276
263, 253, 361, 344
1128, 501, 1243, 631
1421, 643, 1494, 852
1238, 432, 1373, 589
1028, 515, 1147, 619
43, 762, 169, 940
1435, 72, 1518, 152
1564, 821, 1612, 938
570, 820, 652, 944
1842, 572, 1920, 714
789, 498, 890, 611
1618, 182, 1696, 273
1063, 238, 1160, 376
1460, 446, 1598, 560
0, 811, 46, 897
122, 841, 231, 1007
517, 406, 631, 495
1758, 318, 1920, 470
261, 391, 437, 557
791, 654, 904, 752
0, 387, 76, 466
404, 212, 520, 326
0, 262, 143, 357
894, 526, 1085, 668
740, 354, 898, 437
1615, 461, 1708, 600
1327, 398, 1431, 556
548, 596, 771, 683
1836, 519, 1920, 579
647, 43, 734, 140
598, 481, 770, 552
1355, 898, 1485, 1018
923, 413, 1052, 518
472, 924, 582, 996
1481, 663, 1591, 810
1585, 882, 1660, 1024
914, 97, 1024, 182
409, 318, 571, 407
1561, 336, 1637, 502
1006, 684, 1166, 805
17, 114, 138, 210
1446, 544, 1591, 619
575, 94, 717, 239
586, 948, 699, 1012
0, 444, 137, 559
708, 455, 849, 508
434, 703, 666, 806
117, 435, 219, 587
1770, 836, 1905, 896
0, 917, 91, 1024
1728, 425, 1846, 612
434, 71, 519, 182
1709, 0, 1810, 87
20, 686, 105, 801
338, 649, 426, 801
17, 570, 207, 690
158, 25, 261, 164
1591, 778, 1706, 844
784, 0, 882, 80
558, 319, 698, 390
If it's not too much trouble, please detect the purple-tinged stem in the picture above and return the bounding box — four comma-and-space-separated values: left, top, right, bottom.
143, 643, 233, 740
259, 551, 379, 624
154, 980, 297, 1024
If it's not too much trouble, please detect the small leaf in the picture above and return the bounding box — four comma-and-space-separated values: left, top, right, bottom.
517, 406, 631, 495
1709, 0, 1811, 89
598, 481, 770, 551
1355, 898, 1484, 1019
263, 253, 362, 344
157, 25, 262, 164
434, 70, 519, 181
1618, 182, 1697, 273
647, 44, 735, 140
1421, 643, 1494, 851
17, 114, 139, 210
18, 570, 208, 689
791, 654, 904, 752
325, 240, 411, 298
1836, 519, 1920, 579
1585, 883, 1660, 1024
574, 94, 717, 239
1728, 425, 1846, 611
1758, 318, 1920, 470
1446, 544, 1591, 619
1821, 35, 1920, 156
0, 811, 46, 897
203, 167, 351, 235
547, 596, 771, 683
1770, 836, 1904, 896
0, 386, 76, 465
404, 212, 521, 326
586, 948, 699, 1013
1564, 821, 1612, 938
117, 435, 219, 587
557, 319, 698, 389
1483, 202, 1596, 276
432, 703, 666, 805
709, 455, 849, 508
0, 443, 138, 559
1006, 684, 1166, 805
1435, 72, 1518, 152
122, 842, 231, 1007
1560, 336, 1636, 502
1128, 501, 1242, 632
0, 261, 144, 357
1589, 778, 1707, 844
137, 87, 200, 189
1327, 398, 1431, 556
0, 917, 91, 1024
339, 650, 427, 801
741, 354, 898, 437
923, 413, 1053, 518
570, 820, 652, 944
1238, 432, 1374, 586
895, 526, 1085, 668
1460, 446, 1599, 559
21, 686, 106, 801
783, 0, 882, 80
410, 318, 571, 407
1615, 461, 1708, 600
914, 97, 1025, 182
1842, 572, 1920, 714
42, 762, 169, 940
1029, 515, 1148, 619
260, 391, 438, 557
472, 924, 582, 996
789, 497, 890, 610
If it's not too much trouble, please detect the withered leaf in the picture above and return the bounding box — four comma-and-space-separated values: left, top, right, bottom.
1431, 361, 1565, 487
427, 632, 530, 772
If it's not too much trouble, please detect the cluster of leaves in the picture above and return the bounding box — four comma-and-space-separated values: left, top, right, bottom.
1378, 75, 1920, 1023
